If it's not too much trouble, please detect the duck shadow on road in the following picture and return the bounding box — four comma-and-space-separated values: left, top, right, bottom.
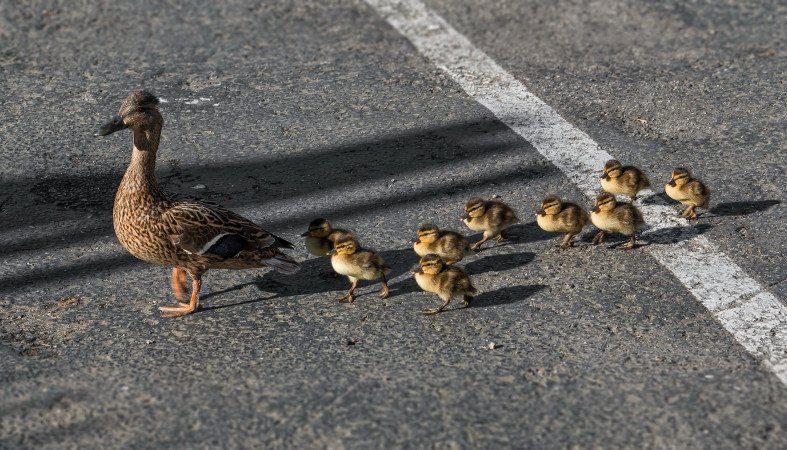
463, 251, 535, 275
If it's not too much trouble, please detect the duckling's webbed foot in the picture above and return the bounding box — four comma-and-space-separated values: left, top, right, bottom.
559, 233, 575, 249
462, 294, 473, 307
684, 206, 698, 220
338, 280, 358, 303
621, 236, 637, 250
471, 236, 490, 252
592, 231, 606, 245
423, 298, 451, 315
379, 274, 389, 299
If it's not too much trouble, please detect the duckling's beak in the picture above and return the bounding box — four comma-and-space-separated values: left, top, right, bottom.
460, 213, 469, 221
412, 238, 421, 244
667, 179, 676, 187
536, 208, 545, 215
591, 205, 599, 213
300, 231, 310, 237
411, 269, 423, 275
95, 115, 127, 136
327, 248, 337, 256
600, 173, 608, 180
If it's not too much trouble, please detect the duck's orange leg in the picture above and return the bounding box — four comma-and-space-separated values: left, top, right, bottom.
160, 276, 201, 317
171, 268, 188, 301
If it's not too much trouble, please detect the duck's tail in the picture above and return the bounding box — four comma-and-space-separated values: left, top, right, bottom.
263, 252, 300, 274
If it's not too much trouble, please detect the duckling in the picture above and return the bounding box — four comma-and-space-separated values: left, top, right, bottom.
96, 90, 298, 317
590, 193, 645, 249
301, 218, 353, 257
413, 254, 477, 315
328, 236, 389, 303
535, 196, 589, 249
665, 168, 710, 220
413, 223, 470, 264
461, 197, 518, 251
600, 159, 650, 201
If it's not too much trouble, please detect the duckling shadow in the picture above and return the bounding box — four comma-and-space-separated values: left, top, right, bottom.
639, 192, 671, 205
463, 252, 535, 275
642, 223, 713, 246
202, 248, 418, 309
710, 200, 780, 216
469, 284, 547, 309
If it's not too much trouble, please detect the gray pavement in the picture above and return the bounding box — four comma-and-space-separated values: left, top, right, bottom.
1, 0, 785, 448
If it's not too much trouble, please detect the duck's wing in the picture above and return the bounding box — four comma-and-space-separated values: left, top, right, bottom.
161, 199, 292, 260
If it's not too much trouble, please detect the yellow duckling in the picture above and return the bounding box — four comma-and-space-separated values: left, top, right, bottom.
535, 196, 589, 249
590, 193, 645, 249
600, 159, 651, 201
328, 236, 389, 303
665, 168, 710, 220
461, 197, 518, 251
301, 218, 353, 257
412, 223, 470, 264
413, 254, 477, 315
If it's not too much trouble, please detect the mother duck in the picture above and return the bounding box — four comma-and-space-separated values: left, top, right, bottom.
96, 91, 298, 317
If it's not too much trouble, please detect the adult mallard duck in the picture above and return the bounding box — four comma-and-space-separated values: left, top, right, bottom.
96, 90, 298, 317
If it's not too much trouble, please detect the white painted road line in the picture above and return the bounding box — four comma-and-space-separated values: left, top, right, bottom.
364, 0, 787, 384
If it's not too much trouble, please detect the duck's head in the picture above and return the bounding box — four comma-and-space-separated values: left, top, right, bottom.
96, 90, 161, 136
668, 168, 691, 187
602, 159, 623, 179
413, 253, 445, 275
537, 196, 562, 216
414, 223, 440, 244
329, 236, 358, 256
301, 218, 332, 238
591, 193, 616, 212
462, 198, 486, 220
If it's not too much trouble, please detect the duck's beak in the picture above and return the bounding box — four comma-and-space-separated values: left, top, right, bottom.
600, 173, 608, 180
591, 205, 599, 213
327, 248, 337, 256
95, 115, 127, 136
460, 213, 469, 220
667, 179, 676, 187
412, 238, 421, 244
300, 231, 310, 237
411, 269, 423, 275
536, 208, 545, 215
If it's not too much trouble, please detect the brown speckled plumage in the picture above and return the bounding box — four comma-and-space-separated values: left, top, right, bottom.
535, 196, 589, 249
461, 197, 518, 251
102, 90, 298, 317
413, 254, 477, 314
600, 159, 650, 201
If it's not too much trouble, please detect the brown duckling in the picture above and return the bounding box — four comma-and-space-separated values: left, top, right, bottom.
600, 159, 650, 201
96, 90, 298, 317
590, 193, 645, 249
413, 254, 477, 315
329, 236, 389, 303
535, 196, 589, 249
461, 197, 518, 251
301, 218, 353, 257
413, 223, 470, 264
665, 168, 710, 220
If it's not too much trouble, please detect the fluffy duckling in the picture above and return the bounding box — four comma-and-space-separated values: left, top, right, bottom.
665, 168, 710, 220
329, 236, 389, 303
301, 218, 353, 257
600, 159, 650, 201
461, 197, 518, 251
413, 254, 477, 315
413, 223, 470, 264
590, 193, 645, 249
535, 196, 589, 249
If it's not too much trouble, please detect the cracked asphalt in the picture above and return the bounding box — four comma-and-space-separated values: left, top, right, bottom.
1, 0, 785, 448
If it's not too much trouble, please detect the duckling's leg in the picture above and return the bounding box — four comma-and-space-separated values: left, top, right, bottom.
592, 230, 606, 245
470, 232, 492, 251
378, 273, 389, 299
461, 294, 473, 307
170, 267, 188, 301
496, 230, 509, 243
338, 279, 358, 303
423, 294, 451, 315
159, 275, 202, 317
621, 235, 637, 250
559, 233, 575, 249
683, 205, 698, 220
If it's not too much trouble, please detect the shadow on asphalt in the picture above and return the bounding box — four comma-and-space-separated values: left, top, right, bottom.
464, 251, 535, 275
710, 200, 781, 216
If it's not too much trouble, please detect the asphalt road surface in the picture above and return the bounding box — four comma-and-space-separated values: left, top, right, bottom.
1, 0, 785, 448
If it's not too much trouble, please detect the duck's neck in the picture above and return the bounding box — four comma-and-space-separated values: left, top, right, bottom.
122, 125, 164, 196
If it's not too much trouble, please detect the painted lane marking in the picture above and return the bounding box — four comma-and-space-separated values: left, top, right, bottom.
364, 0, 787, 384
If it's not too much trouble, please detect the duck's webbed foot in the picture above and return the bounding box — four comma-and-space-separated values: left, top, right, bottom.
559, 233, 575, 249
337, 294, 354, 303
160, 276, 201, 318
423, 298, 451, 315
621, 236, 637, 250
379, 274, 389, 299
